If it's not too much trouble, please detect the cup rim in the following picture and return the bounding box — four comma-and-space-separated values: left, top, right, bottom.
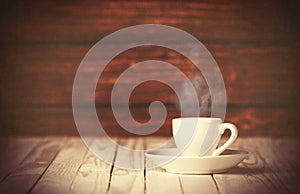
172, 117, 222, 121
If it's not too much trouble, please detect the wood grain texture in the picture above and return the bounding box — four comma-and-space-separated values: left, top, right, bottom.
0, 137, 65, 193
240, 138, 300, 193
0, 106, 298, 136
179, 175, 219, 194
70, 138, 117, 194
0, 0, 299, 136
145, 137, 183, 194
108, 138, 145, 194
145, 137, 219, 194
0, 137, 299, 193
0, 43, 299, 106
212, 138, 257, 194
31, 138, 87, 194
213, 138, 300, 194
0, 1, 298, 43
0, 137, 41, 182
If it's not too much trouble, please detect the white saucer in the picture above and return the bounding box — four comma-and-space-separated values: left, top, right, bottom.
145, 148, 249, 174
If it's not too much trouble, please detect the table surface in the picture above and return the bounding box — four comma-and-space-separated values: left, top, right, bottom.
0, 137, 299, 194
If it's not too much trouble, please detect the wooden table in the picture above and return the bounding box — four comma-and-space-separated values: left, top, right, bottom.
0, 137, 299, 194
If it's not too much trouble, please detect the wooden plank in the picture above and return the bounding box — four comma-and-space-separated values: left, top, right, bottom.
0, 43, 298, 106
0, 137, 41, 182
31, 137, 88, 193
0, 137, 65, 193
145, 137, 219, 193
0, 107, 298, 137
270, 138, 300, 192
213, 138, 300, 194
145, 137, 183, 194
0, 1, 298, 43
0, 1, 298, 110
0, 137, 297, 193
147, 168, 183, 194
108, 138, 145, 194
180, 175, 219, 194
238, 138, 300, 193
212, 138, 257, 194
1, 43, 298, 73
0, 0, 299, 140
0, 107, 78, 136
0, 1, 298, 107
69, 137, 117, 194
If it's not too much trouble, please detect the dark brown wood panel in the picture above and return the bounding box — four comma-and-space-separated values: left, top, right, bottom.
0, 1, 299, 43
0, 0, 299, 136
0, 44, 299, 106
0, 106, 298, 137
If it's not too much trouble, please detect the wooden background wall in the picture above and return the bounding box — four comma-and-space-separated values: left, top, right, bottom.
0, 0, 299, 137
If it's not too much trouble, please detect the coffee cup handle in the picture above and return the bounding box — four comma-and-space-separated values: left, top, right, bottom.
212, 123, 238, 156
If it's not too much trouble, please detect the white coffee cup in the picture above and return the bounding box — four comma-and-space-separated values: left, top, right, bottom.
172, 117, 238, 156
